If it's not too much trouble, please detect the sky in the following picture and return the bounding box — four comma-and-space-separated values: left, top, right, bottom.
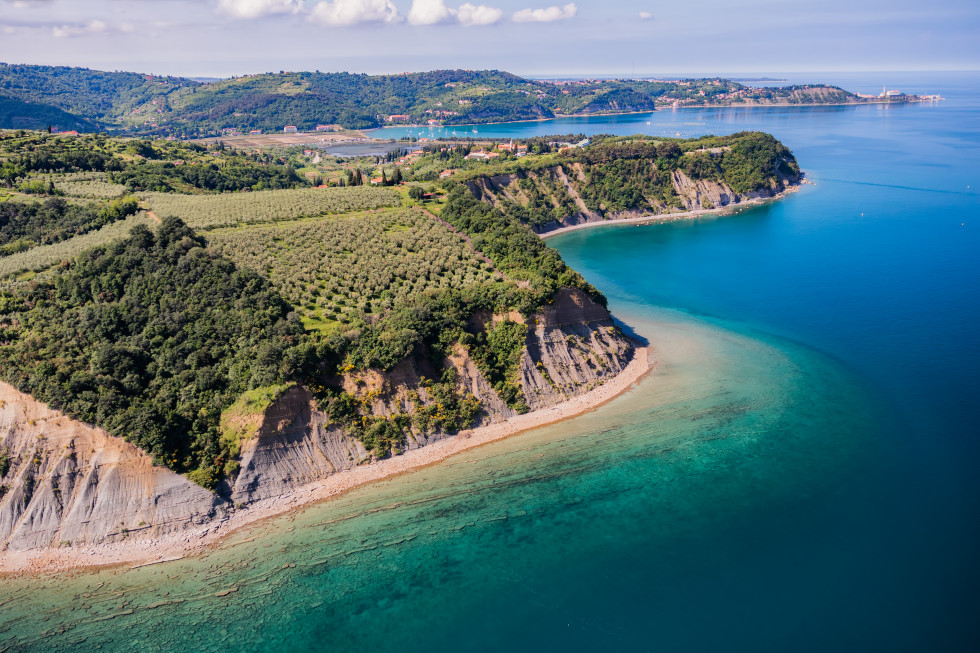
0, 0, 978, 78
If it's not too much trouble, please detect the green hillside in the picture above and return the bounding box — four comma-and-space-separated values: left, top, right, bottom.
0, 95, 101, 132
0, 63, 872, 138
0, 129, 799, 486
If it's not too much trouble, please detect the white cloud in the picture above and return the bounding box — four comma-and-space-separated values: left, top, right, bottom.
217, 0, 303, 19
52, 20, 108, 38
512, 3, 576, 23
457, 3, 502, 26
639, 11, 653, 20
309, 0, 401, 26
408, 0, 453, 25
408, 1, 501, 26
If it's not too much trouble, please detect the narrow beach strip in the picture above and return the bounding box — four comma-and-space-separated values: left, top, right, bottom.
0, 345, 651, 576
540, 184, 803, 240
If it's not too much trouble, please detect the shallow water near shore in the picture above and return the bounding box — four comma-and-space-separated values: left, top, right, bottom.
2, 71, 979, 650
0, 313, 883, 651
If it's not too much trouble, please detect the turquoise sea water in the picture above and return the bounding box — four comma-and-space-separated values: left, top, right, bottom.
2, 72, 978, 651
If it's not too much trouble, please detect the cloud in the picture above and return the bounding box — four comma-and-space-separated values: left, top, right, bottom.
309, 0, 401, 26
457, 3, 502, 26
639, 11, 653, 20
512, 3, 576, 23
51, 19, 108, 38
408, 1, 501, 26
217, 0, 303, 19
408, 0, 453, 25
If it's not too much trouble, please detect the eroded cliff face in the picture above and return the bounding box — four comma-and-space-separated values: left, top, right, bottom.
0, 286, 636, 552
465, 163, 801, 234
0, 383, 220, 552
229, 287, 633, 503
520, 288, 634, 410
226, 385, 364, 505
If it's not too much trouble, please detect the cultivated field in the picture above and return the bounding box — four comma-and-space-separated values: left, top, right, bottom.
207, 207, 500, 332
0, 212, 155, 276
141, 186, 403, 229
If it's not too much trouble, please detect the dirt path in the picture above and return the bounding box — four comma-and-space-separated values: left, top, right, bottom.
138, 201, 161, 224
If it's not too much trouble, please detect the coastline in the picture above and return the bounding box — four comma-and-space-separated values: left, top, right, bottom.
369, 98, 939, 137
540, 183, 804, 240
0, 343, 651, 577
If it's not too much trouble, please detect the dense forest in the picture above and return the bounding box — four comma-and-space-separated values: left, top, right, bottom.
0, 94, 100, 133
0, 63, 879, 137
0, 195, 139, 255
0, 218, 304, 486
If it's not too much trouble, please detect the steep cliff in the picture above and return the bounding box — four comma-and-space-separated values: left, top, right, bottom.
0, 285, 635, 551
519, 288, 634, 410
0, 383, 220, 552
466, 161, 801, 234
228, 286, 634, 503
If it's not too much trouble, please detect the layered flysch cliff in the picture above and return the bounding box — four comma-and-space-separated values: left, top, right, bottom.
0, 287, 634, 552
466, 161, 801, 234
228, 287, 632, 504
0, 383, 220, 552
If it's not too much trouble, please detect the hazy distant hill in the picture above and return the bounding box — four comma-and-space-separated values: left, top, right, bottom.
0, 95, 100, 132
0, 63, 195, 128
0, 63, 870, 138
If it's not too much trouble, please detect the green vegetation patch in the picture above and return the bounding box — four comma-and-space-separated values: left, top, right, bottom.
0, 131, 310, 194
143, 186, 402, 230
0, 211, 155, 277
220, 383, 294, 458
0, 195, 139, 257
464, 319, 529, 412
0, 217, 303, 486
207, 207, 499, 330
440, 185, 603, 313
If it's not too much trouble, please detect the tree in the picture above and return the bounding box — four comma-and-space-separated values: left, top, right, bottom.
408, 186, 424, 201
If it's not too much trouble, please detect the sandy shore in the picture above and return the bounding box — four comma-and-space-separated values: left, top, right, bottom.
0, 344, 650, 576
540, 183, 805, 240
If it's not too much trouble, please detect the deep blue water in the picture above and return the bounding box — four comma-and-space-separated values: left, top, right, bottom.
2, 72, 978, 651
544, 71, 980, 649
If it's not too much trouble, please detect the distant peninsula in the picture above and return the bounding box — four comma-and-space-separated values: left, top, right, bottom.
0, 64, 942, 138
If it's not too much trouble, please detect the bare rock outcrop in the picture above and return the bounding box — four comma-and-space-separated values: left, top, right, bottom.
0, 383, 220, 552
519, 288, 634, 410
227, 385, 366, 505
464, 161, 801, 235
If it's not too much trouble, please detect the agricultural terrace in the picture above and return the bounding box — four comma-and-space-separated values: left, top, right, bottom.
207, 207, 501, 333
0, 212, 155, 276
141, 186, 402, 230
25, 172, 127, 199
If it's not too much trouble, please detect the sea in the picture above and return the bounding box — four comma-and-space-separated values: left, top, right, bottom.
1, 71, 978, 651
